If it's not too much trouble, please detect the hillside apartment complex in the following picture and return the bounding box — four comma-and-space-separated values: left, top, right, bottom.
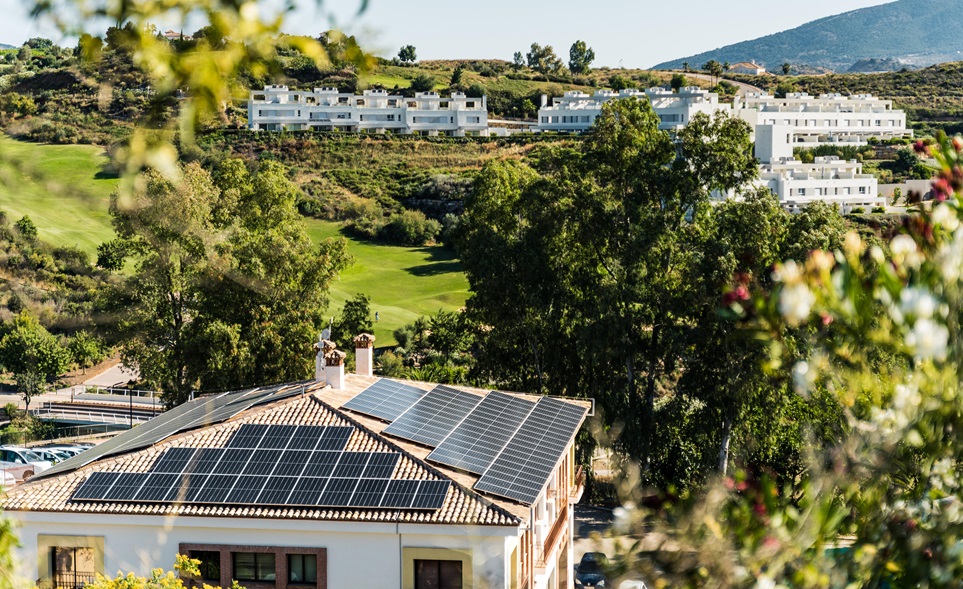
5, 337, 588, 589
248, 85, 490, 136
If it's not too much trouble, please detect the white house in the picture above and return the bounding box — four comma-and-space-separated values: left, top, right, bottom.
729, 62, 766, 75
735, 91, 912, 146
248, 86, 490, 136
536, 86, 730, 133
5, 337, 588, 589
752, 123, 882, 213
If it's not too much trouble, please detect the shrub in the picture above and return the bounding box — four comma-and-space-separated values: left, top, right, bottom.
849, 206, 866, 214
378, 210, 441, 245
872, 206, 887, 213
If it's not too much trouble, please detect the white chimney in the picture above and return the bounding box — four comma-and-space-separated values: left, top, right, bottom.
315, 338, 337, 382
325, 349, 346, 389
540, 94, 548, 108
353, 333, 376, 377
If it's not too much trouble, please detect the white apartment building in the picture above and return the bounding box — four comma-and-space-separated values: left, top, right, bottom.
752, 123, 883, 213
248, 85, 490, 136
736, 91, 911, 146
536, 86, 730, 133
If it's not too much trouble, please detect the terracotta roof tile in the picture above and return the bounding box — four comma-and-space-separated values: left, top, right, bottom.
3, 393, 520, 527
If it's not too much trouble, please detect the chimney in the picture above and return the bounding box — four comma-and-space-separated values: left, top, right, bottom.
314, 338, 337, 382
353, 333, 376, 377
540, 94, 548, 108
325, 349, 346, 389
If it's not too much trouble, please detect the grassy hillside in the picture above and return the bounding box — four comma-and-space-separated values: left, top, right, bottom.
305, 219, 468, 346
0, 135, 467, 344
655, 0, 963, 71
0, 135, 117, 257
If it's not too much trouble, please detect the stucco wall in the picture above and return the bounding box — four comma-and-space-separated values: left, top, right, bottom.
11, 512, 519, 589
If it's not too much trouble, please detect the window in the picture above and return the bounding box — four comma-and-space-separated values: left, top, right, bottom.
798, 188, 806, 196
415, 560, 462, 589
232, 552, 276, 582
52, 547, 96, 589
191, 551, 220, 583
288, 555, 317, 584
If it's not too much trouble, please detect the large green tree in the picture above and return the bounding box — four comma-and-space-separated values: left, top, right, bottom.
0, 312, 71, 410
568, 40, 595, 75
108, 160, 349, 405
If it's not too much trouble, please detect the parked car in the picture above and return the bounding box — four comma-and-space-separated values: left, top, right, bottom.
30, 449, 65, 464
0, 447, 53, 472
575, 552, 609, 588
0, 460, 34, 484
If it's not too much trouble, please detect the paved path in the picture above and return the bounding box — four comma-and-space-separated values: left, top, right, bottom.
681, 72, 765, 97
81, 363, 138, 388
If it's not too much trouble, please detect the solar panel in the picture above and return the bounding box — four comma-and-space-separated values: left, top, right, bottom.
362, 453, 400, 478
315, 427, 353, 451
192, 474, 236, 503
380, 480, 419, 508
226, 475, 268, 504
287, 425, 329, 450
301, 451, 340, 477
187, 448, 226, 474
103, 473, 149, 501
39, 383, 308, 480
428, 391, 536, 474
241, 450, 283, 476
317, 478, 359, 507
255, 476, 297, 505
260, 425, 298, 449
411, 480, 450, 510
351, 479, 390, 507
288, 477, 328, 505
151, 448, 197, 474
473, 397, 587, 504
72, 472, 121, 500
134, 473, 181, 502
383, 385, 483, 447
342, 378, 429, 421
273, 450, 311, 476
226, 424, 270, 449
331, 452, 370, 478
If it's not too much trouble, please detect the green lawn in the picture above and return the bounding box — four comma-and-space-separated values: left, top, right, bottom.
0, 135, 468, 346
0, 135, 117, 257
305, 219, 469, 346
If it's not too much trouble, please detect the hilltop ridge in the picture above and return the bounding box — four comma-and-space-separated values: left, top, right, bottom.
654, 0, 963, 71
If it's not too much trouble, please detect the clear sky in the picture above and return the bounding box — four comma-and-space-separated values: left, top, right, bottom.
0, 0, 893, 68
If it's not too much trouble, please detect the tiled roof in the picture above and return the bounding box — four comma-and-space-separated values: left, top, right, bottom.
3, 389, 521, 527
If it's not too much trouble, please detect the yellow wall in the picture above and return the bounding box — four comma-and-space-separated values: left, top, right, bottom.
401, 547, 473, 589
37, 534, 105, 581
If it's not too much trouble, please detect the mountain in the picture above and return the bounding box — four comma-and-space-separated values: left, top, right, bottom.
653, 0, 963, 72
0, 43, 14, 50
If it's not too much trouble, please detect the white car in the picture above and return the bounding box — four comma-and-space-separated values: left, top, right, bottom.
0, 461, 33, 485
0, 447, 53, 472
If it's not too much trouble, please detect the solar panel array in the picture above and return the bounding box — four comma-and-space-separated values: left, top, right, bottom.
342, 379, 429, 421
426, 391, 536, 475
473, 397, 588, 504
383, 385, 483, 447
71, 424, 450, 510
39, 383, 309, 480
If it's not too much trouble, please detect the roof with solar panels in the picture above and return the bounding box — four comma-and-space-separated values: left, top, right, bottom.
2, 374, 590, 525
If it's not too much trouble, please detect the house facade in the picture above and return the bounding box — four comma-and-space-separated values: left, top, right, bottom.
536, 86, 729, 133
248, 86, 490, 136
729, 62, 766, 75
735, 91, 912, 146
6, 339, 587, 589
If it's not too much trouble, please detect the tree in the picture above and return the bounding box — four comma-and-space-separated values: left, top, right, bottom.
69, 330, 105, 375
670, 73, 687, 91
409, 73, 435, 93
526, 43, 564, 74
682, 61, 690, 72
97, 239, 129, 271
782, 62, 792, 75
397, 44, 417, 64
703, 59, 723, 84
450, 66, 463, 86
14, 216, 37, 240
0, 312, 71, 410
110, 160, 349, 406
723, 61, 730, 72
568, 40, 595, 75
512, 51, 524, 72
332, 294, 373, 352
609, 74, 632, 91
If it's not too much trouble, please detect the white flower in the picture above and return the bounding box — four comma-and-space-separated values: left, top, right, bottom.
932, 204, 961, 231
892, 384, 920, 412
938, 227, 963, 282
906, 318, 949, 361
755, 575, 776, 589
779, 283, 814, 325
772, 260, 802, 284
899, 287, 938, 319
890, 234, 923, 268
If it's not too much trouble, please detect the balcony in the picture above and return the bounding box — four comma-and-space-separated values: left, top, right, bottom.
535, 509, 569, 568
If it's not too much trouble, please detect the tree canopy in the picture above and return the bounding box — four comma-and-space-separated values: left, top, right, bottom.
107, 160, 349, 405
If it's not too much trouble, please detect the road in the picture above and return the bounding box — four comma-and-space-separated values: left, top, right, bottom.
680, 72, 764, 97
